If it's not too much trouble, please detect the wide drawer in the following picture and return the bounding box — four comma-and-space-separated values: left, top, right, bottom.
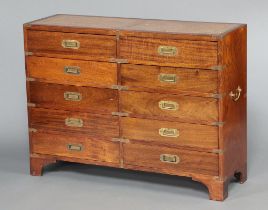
26, 30, 116, 61
27, 56, 117, 88
119, 37, 218, 69
123, 142, 218, 176
121, 64, 218, 95
30, 108, 119, 138
120, 91, 218, 124
31, 131, 120, 164
29, 81, 118, 114
121, 117, 218, 151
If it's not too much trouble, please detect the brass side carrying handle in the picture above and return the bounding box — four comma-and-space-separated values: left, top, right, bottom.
158, 73, 177, 83
64, 92, 82, 101
67, 144, 83, 151
64, 66, 80, 75
65, 118, 83, 127
158, 46, 178, 56
62, 40, 80, 49
159, 128, 179, 138
229, 86, 242, 101
160, 154, 180, 164
159, 101, 178, 111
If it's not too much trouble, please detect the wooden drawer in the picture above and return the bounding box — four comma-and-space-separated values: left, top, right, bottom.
120, 91, 218, 124
27, 56, 117, 88
121, 117, 218, 151
121, 64, 218, 95
31, 131, 120, 164
30, 108, 119, 138
123, 142, 218, 176
119, 37, 218, 69
29, 81, 118, 114
26, 30, 116, 61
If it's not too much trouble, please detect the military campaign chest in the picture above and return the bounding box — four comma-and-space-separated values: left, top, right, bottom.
24, 14, 247, 201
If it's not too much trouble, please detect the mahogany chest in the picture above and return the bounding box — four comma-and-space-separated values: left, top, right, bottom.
24, 14, 247, 201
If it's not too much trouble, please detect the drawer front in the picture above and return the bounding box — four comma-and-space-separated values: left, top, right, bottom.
121, 91, 218, 124
121, 64, 218, 94
31, 131, 120, 164
121, 117, 218, 150
123, 143, 218, 176
29, 82, 118, 113
119, 37, 218, 69
27, 56, 117, 88
30, 108, 119, 138
26, 30, 116, 61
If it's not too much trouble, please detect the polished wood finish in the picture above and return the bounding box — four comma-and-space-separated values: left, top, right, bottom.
27, 56, 117, 88
24, 15, 247, 201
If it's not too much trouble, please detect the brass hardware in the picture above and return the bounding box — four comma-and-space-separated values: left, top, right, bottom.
159, 128, 179, 138
160, 154, 180, 164
26, 77, 36, 82
159, 101, 178, 111
229, 86, 242, 102
67, 144, 83, 151
25, 51, 33, 56
27, 103, 36, 107
29, 128, 37, 133
65, 118, 83, 127
157, 46, 178, 56
64, 66, 80, 75
64, 92, 82, 101
112, 112, 129, 117
211, 122, 225, 126
211, 65, 225, 71
158, 73, 177, 83
212, 93, 224, 99
111, 85, 128, 91
109, 58, 128, 64
61, 40, 80, 49
212, 149, 224, 154
112, 138, 130, 143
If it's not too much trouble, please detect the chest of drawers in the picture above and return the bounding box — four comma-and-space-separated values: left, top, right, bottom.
24, 14, 247, 201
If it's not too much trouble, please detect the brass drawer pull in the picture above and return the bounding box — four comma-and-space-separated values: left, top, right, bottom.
159, 128, 179, 138
160, 154, 180, 164
65, 118, 83, 127
62, 40, 80, 49
64, 92, 82, 101
158, 46, 178, 56
159, 101, 178, 111
67, 144, 83, 151
229, 86, 242, 102
158, 73, 177, 83
64, 66, 80, 75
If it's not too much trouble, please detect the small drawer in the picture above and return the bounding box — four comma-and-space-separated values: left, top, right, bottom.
29, 81, 118, 114
120, 91, 218, 124
123, 142, 218, 176
30, 108, 119, 138
119, 37, 218, 69
26, 30, 116, 61
31, 131, 120, 164
121, 117, 218, 151
121, 64, 218, 94
27, 56, 117, 88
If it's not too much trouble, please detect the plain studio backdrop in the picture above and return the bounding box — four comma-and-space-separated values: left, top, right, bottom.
0, 0, 267, 209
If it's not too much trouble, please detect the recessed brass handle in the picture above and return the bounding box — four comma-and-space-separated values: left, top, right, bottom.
159, 128, 179, 138
64, 92, 82, 101
67, 144, 83, 151
159, 101, 178, 111
65, 118, 83, 127
158, 46, 178, 56
229, 86, 242, 101
62, 40, 80, 49
158, 73, 177, 83
64, 66, 80, 75
160, 154, 180, 164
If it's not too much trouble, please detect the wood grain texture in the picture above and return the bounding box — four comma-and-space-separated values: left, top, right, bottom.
121, 64, 218, 95
121, 117, 218, 151
119, 36, 218, 69
120, 91, 218, 124
31, 131, 120, 164
27, 56, 117, 88
29, 81, 118, 114
30, 155, 57, 176
30, 108, 119, 138
26, 30, 116, 61
123, 142, 219, 176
